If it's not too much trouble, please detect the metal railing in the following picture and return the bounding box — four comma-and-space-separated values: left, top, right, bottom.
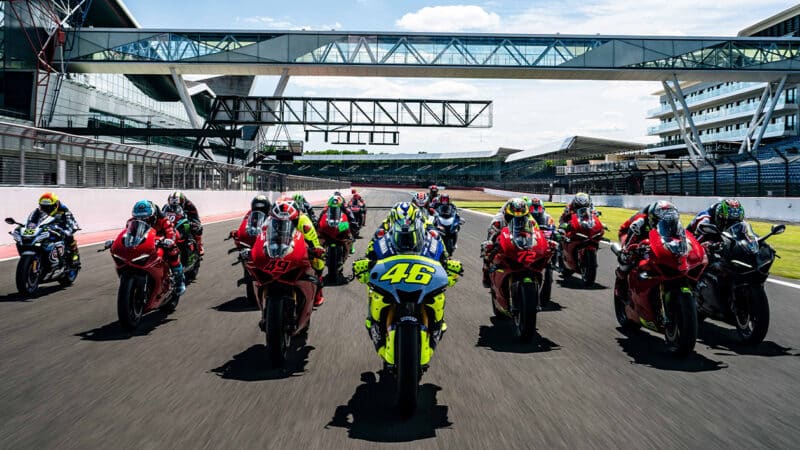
0, 121, 342, 192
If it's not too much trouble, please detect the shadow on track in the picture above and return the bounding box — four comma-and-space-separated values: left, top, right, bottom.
75, 313, 174, 341
476, 316, 561, 353
211, 337, 313, 381
539, 300, 564, 312
212, 296, 258, 313
0, 285, 67, 302
326, 371, 451, 442
555, 276, 608, 291
699, 321, 798, 357
615, 328, 728, 372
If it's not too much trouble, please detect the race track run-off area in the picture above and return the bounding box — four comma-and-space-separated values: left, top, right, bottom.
0, 189, 798, 448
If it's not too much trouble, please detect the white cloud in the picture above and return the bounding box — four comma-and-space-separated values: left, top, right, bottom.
396, 5, 501, 32
237, 16, 342, 31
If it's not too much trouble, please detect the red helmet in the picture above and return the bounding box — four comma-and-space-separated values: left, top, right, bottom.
529, 197, 544, 214
412, 192, 429, 208
270, 200, 299, 221
440, 193, 450, 204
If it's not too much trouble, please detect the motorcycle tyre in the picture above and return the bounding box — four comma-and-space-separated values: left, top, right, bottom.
734, 284, 770, 346
16, 254, 41, 297
266, 297, 290, 367
581, 250, 597, 287
118, 274, 146, 331
513, 282, 538, 343
664, 288, 698, 357
395, 322, 420, 416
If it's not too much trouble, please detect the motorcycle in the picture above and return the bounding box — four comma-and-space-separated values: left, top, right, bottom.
246, 217, 319, 367
103, 220, 181, 331
5, 216, 80, 296
318, 207, 353, 285
488, 219, 554, 342
539, 219, 556, 306
434, 204, 463, 256
353, 230, 462, 415
349, 199, 366, 238
162, 205, 201, 282
694, 222, 785, 345
610, 225, 707, 356
227, 211, 268, 306
558, 207, 606, 286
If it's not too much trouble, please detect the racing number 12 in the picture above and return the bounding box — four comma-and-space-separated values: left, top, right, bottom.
380, 263, 435, 285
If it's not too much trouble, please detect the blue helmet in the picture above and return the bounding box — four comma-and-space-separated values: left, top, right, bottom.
132, 200, 155, 221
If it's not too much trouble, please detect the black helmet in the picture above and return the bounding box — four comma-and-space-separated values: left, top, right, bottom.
715, 198, 745, 229
251, 195, 271, 214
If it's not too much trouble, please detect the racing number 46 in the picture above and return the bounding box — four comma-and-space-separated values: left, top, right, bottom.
380, 263, 435, 284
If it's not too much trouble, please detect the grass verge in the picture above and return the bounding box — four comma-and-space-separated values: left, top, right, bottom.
459, 200, 799, 280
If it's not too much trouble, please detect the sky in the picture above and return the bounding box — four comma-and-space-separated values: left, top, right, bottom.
124, 0, 794, 153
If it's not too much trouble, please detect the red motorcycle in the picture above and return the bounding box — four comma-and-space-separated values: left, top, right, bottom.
318, 208, 353, 285
103, 220, 180, 331
558, 207, 606, 286
228, 211, 268, 305
348, 198, 366, 237
611, 226, 707, 356
488, 219, 555, 342
247, 217, 319, 367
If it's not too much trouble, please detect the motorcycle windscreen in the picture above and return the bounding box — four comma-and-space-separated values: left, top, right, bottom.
656, 215, 688, 256
390, 222, 424, 253
326, 207, 342, 226
246, 211, 268, 237
437, 204, 456, 219
727, 221, 759, 254
576, 207, 595, 229
266, 218, 296, 258
369, 255, 449, 304
123, 220, 151, 248
509, 216, 536, 250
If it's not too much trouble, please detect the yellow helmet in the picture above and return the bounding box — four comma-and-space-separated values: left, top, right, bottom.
38, 192, 60, 216
503, 197, 529, 219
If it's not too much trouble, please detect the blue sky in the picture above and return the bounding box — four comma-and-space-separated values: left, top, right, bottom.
125, 0, 795, 153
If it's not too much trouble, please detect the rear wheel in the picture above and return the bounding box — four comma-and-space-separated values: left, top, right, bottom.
664, 288, 698, 357
444, 236, 455, 256
540, 266, 553, 307
325, 245, 341, 285
160, 292, 179, 314
244, 269, 257, 306
581, 249, 597, 286
16, 254, 41, 297
265, 297, 290, 367
513, 281, 538, 343
396, 322, 420, 416
59, 266, 78, 286
558, 248, 573, 278
118, 274, 146, 331
734, 284, 770, 345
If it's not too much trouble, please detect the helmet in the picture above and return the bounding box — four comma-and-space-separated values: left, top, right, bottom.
648, 200, 679, 229
412, 192, 429, 208
529, 197, 545, 224
333, 191, 342, 197
389, 201, 416, 226
292, 193, 307, 206
168, 191, 186, 207
132, 200, 156, 223
351, 188, 357, 195
572, 192, 591, 210
503, 198, 529, 223
521, 196, 530, 206
429, 185, 439, 195
270, 200, 299, 222
38, 192, 60, 216
328, 195, 344, 209
715, 199, 744, 229
251, 195, 271, 214
440, 193, 451, 204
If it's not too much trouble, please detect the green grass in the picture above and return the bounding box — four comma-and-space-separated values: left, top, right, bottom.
460, 201, 800, 280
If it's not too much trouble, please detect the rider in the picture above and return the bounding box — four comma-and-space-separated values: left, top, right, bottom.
167, 191, 203, 256
348, 188, 367, 226
269, 199, 327, 307
321, 194, 360, 238
27, 192, 80, 268
687, 198, 745, 243
292, 193, 317, 225
481, 198, 532, 288
559, 192, 592, 230
618, 200, 682, 264
131, 200, 185, 295
432, 193, 459, 217
429, 185, 440, 204
412, 191, 436, 219
527, 197, 553, 229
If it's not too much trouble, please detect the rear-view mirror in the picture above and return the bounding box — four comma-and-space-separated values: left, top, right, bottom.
4, 217, 15, 225
698, 223, 720, 235
771, 224, 786, 235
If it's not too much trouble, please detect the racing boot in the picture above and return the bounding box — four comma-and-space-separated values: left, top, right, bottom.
66, 239, 81, 269
172, 264, 186, 295
314, 284, 325, 307
196, 234, 204, 256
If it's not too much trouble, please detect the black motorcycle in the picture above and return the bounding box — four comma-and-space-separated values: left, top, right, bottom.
695, 222, 785, 345
162, 205, 202, 281
5, 216, 80, 296
434, 204, 464, 256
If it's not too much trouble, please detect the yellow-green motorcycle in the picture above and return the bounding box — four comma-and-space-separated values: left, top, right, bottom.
354, 247, 461, 415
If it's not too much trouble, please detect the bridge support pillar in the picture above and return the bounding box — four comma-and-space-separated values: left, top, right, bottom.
662, 75, 705, 161
739, 75, 788, 154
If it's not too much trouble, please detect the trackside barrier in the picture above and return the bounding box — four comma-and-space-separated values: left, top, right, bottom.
482, 188, 800, 223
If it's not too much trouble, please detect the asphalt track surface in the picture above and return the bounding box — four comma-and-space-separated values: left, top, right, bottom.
0, 189, 798, 449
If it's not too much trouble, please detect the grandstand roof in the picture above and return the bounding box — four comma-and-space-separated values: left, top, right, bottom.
85, 0, 140, 28
296, 147, 521, 162
506, 136, 646, 162
738, 4, 800, 37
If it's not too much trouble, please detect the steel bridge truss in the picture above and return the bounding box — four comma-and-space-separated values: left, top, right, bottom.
67, 30, 800, 80
192, 96, 492, 163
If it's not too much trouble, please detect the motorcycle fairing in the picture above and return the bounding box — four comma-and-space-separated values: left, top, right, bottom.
368, 255, 448, 305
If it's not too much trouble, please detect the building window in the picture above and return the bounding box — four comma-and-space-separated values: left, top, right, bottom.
787, 88, 796, 103
787, 114, 796, 130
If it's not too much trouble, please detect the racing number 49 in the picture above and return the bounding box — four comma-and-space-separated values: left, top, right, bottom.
380, 263, 435, 284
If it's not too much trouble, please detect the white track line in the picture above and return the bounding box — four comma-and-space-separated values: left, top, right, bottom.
460, 208, 800, 290
0, 216, 242, 263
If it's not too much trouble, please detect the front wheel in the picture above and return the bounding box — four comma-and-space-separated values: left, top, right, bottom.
15, 254, 41, 297
581, 249, 597, 286
734, 284, 770, 345
265, 297, 290, 367
118, 274, 147, 331
395, 322, 420, 416
664, 287, 698, 357
325, 245, 342, 285
614, 276, 639, 331
513, 281, 538, 343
